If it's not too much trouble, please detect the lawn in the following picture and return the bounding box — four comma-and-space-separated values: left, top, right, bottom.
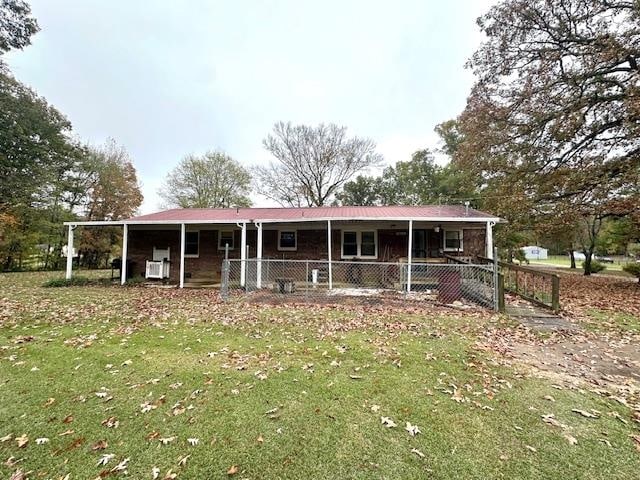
528, 255, 635, 276
1, 271, 639, 479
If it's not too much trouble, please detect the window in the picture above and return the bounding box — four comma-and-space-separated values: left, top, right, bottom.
218, 230, 235, 250
185, 231, 199, 257
278, 230, 297, 251
444, 230, 463, 251
343, 232, 358, 256
341, 230, 377, 259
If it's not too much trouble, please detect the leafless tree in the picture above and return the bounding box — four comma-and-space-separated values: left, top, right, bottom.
255, 122, 383, 207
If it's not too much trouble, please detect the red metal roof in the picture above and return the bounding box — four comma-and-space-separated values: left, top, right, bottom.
126, 205, 499, 223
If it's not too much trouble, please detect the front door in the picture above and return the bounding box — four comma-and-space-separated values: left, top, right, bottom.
412, 230, 427, 258
427, 229, 442, 257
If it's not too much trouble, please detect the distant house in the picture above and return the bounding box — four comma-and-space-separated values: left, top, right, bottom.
63, 205, 501, 287
522, 245, 548, 260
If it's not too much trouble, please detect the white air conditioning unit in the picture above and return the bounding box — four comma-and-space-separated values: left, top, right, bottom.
145, 260, 164, 279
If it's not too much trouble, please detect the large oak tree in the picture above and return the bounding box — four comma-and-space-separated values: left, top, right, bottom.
457, 0, 640, 273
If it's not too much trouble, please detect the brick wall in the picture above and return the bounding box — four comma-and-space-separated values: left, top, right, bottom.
127, 226, 487, 283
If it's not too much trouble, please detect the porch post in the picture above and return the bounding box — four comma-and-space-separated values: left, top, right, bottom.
327, 220, 333, 289
120, 224, 128, 285
65, 224, 74, 280
179, 223, 186, 288
486, 221, 494, 259
255, 222, 263, 289
407, 220, 413, 293
238, 222, 247, 287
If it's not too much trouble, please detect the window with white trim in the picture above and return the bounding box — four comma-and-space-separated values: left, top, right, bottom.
444, 229, 463, 251
277, 230, 297, 251
185, 231, 199, 257
341, 230, 378, 259
218, 230, 235, 250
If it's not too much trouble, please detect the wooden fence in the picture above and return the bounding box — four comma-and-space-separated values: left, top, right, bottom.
476, 256, 560, 313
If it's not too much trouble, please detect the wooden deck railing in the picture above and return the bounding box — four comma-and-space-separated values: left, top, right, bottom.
476, 256, 560, 313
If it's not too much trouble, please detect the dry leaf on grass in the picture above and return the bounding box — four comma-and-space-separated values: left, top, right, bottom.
92, 440, 108, 450
411, 448, 425, 458
227, 465, 239, 475
381, 417, 397, 428
16, 434, 28, 448
97, 453, 115, 466
9, 470, 25, 480
572, 409, 599, 418
405, 422, 421, 436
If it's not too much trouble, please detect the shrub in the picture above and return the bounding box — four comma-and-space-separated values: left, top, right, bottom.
581, 260, 606, 274
43, 276, 92, 287
622, 263, 640, 283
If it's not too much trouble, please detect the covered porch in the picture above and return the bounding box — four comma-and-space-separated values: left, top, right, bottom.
62, 217, 496, 291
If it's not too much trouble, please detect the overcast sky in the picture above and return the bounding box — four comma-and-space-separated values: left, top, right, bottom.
6, 0, 494, 214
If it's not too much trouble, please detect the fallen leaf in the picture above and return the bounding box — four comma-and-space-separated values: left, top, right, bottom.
44, 398, 56, 407
411, 448, 425, 458
62, 415, 74, 424
564, 433, 578, 445
381, 416, 397, 428
541, 414, 568, 429
92, 440, 108, 450
101, 417, 119, 428
525, 445, 537, 453
35, 437, 49, 445
227, 465, 239, 476
187, 438, 199, 446
152, 466, 160, 479
9, 470, 25, 480
257, 435, 264, 444
178, 454, 190, 466
1, 433, 13, 443
405, 422, 421, 436
16, 434, 28, 448
572, 409, 598, 418
111, 457, 129, 472
159, 436, 176, 445
97, 453, 115, 466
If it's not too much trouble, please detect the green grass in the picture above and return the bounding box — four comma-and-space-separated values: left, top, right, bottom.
585, 309, 640, 334
1, 271, 639, 479
528, 256, 638, 278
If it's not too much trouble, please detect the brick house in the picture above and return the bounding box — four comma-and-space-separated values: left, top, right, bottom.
63, 205, 500, 287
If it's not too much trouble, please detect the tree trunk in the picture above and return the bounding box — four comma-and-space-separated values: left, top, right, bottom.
569, 246, 576, 269
583, 248, 595, 276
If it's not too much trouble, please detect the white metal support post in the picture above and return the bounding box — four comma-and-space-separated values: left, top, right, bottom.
407, 220, 413, 293
255, 222, 263, 289
179, 223, 186, 288
327, 220, 333, 289
120, 224, 128, 285
65, 224, 75, 280
486, 221, 495, 259
237, 222, 247, 287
